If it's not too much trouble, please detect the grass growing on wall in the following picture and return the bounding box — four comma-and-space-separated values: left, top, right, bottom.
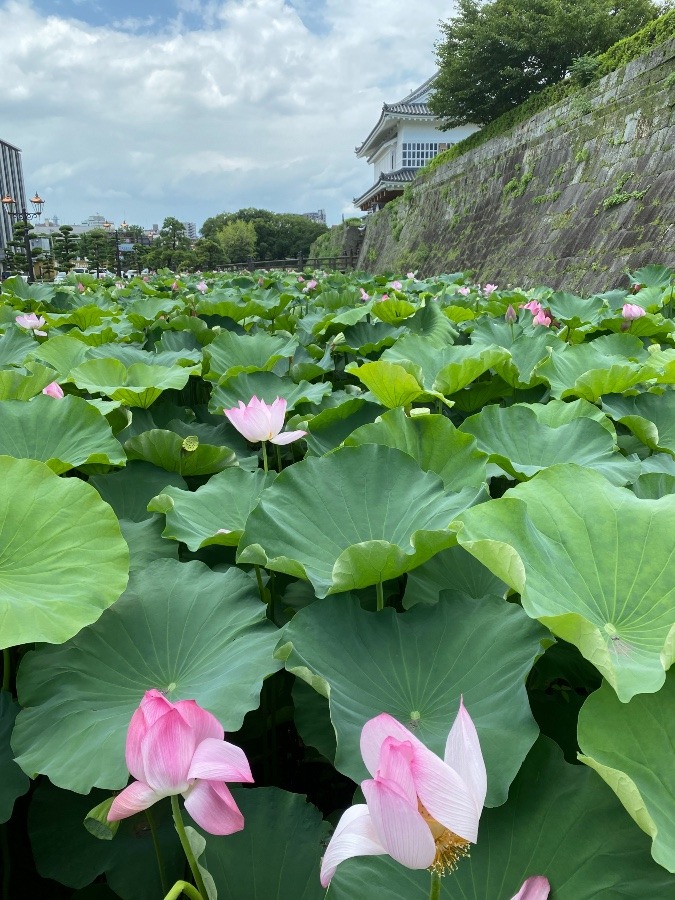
420, 9, 675, 179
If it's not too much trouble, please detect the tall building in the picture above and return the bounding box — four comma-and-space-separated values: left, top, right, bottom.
303, 210, 326, 225
0, 139, 27, 262
182, 221, 197, 240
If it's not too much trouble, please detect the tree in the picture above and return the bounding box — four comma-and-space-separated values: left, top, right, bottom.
201, 208, 328, 261
193, 238, 227, 270
144, 217, 192, 271
52, 225, 78, 272
429, 0, 659, 127
78, 229, 113, 275
217, 220, 257, 263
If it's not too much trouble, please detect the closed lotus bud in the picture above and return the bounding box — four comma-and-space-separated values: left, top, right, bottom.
505, 304, 517, 323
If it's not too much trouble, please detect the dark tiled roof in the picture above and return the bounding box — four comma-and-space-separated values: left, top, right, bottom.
382, 102, 432, 116
353, 168, 417, 206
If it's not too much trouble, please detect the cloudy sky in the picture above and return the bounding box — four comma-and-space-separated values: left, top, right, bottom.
0, 0, 457, 234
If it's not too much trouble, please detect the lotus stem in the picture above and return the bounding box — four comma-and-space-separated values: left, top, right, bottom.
170, 796, 208, 900
2, 649, 9, 692
261, 441, 269, 473
162, 881, 204, 900
254, 565, 266, 604
429, 870, 443, 900
146, 807, 169, 895
275, 443, 283, 472
376, 580, 385, 612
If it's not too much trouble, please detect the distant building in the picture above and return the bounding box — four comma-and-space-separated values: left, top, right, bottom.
353, 75, 479, 212
182, 221, 197, 240
0, 138, 27, 262
303, 209, 326, 225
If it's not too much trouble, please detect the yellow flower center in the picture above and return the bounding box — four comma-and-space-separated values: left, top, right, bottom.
418, 801, 471, 875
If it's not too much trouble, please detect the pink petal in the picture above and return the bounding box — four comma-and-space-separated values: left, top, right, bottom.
187, 737, 254, 783
443, 699, 487, 814
411, 743, 481, 843
42, 382, 64, 399
174, 700, 224, 744
183, 779, 245, 836
108, 780, 163, 821
268, 429, 306, 445
362, 777, 436, 870
140, 708, 196, 793
320, 805, 386, 887
511, 876, 551, 900
376, 737, 417, 806
125, 691, 174, 781
268, 396, 287, 436
360, 713, 421, 777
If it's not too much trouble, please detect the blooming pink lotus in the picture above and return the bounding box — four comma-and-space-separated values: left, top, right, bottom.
320, 700, 486, 887
458, 286, 471, 296
406, 271, 416, 280
108, 689, 253, 835
521, 300, 542, 315
304, 279, 318, 291
511, 876, 550, 899
360, 288, 370, 301
390, 280, 402, 291
42, 382, 64, 399
77, 282, 86, 293
483, 283, 498, 295
622, 303, 646, 320
196, 280, 208, 294
16, 313, 47, 336
224, 396, 306, 445
532, 309, 551, 327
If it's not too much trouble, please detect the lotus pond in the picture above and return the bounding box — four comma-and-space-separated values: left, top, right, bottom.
1, 265, 674, 899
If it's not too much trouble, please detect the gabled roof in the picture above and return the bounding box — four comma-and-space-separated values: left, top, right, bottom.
353, 167, 417, 209
355, 73, 438, 159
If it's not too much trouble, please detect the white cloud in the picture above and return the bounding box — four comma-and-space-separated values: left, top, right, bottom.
0, 0, 457, 230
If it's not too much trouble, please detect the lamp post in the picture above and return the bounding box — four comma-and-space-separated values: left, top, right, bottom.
103, 219, 128, 278
1, 191, 44, 284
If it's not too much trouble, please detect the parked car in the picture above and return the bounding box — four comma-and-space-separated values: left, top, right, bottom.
125, 269, 138, 279
72, 267, 90, 276
53, 272, 67, 284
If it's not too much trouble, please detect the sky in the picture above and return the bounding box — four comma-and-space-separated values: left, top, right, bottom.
0, 0, 458, 234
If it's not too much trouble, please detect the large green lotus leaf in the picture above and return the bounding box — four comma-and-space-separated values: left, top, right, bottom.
86, 343, 202, 373
12, 559, 282, 792
69, 358, 190, 408
535, 335, 649, 400
292, 678, 337, 760
523, 396, 616, 434
148, 467, 275, 550
345, 360, 425, 409
631, 472, 675, 499
209, 370, 331, 415
28, 781, 183, 898
201, 788, 329, 900
0, 456, 129, 649
203, 330, 297, 381
124, 295, 183, 324
341, 321, 404, 354
643, 348, 675, 384
0, 327, 35, 366
304, 398, 384, 456
45, 306, 109, 329
29, 333, 92, 375
277, 593, 544, 805
0, 395, 125, 474
470, 319, 561, 387
118, 516, 179, 573
405, 301, 459, 344
344, 407, 487, 491
547, 290, 609, 326
238, 445, 482, 597
0, 362, 56, 400
371, 297, 417, 324
0, 691, 30, 823
124, 429, 237, 475
461, 404, 638, 485
433, 345, 510, 395
454, 465, 675, 701
89, 461, 188, 521
631, 264, 674, 290
328, 738, 675, 899
602, 392, 675, 455
403, 545, 507, 608
578, 673, 675, 872
196, 292, 267, 321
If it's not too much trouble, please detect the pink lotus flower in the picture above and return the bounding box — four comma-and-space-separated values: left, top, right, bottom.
16, 313, 47, 336
297, 275, 305, 283
379, 294, 389, 302
171, 281, 179, 291
406, 272, 416, 280
77, 282, 85, 292
360, 288, 370, 301
320, 700, 486, 887
223, 396, 306, 445
532, 309, 551, 327
458, 286, 471, 296
521, 300, 542, 314
42, 382, 64, 399
622, 303, 646, 320
108, 689, 253, 835
390, 280, 402, 291
196, 280, 208, 294
511, 876, 550, 899
483, 283, 498, 295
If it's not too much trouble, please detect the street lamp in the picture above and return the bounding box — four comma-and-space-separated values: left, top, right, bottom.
103, 219, 128, 278
1, 191, 44, 284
